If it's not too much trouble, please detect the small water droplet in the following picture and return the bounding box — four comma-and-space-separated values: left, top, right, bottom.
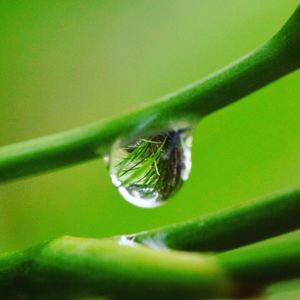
106, 128, 192, 208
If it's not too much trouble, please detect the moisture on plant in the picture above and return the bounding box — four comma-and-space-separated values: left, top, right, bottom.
107, 128, 192, 208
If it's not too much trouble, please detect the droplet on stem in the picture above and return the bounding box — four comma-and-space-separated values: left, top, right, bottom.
106, 128, 192, 208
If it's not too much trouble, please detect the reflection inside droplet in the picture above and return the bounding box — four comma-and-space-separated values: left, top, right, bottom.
106, 128, 192, 208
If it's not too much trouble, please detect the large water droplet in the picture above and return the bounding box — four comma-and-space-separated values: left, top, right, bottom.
106, 128, 192, 208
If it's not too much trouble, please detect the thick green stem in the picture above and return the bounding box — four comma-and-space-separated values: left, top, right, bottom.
0, 235, 300, 299
1, 187, 300, 298
133, 188, 300, 252
0, 5, 299, 183
0, 237, 234, 299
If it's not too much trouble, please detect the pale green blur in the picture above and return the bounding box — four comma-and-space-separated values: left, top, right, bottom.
0, 1, 300, 297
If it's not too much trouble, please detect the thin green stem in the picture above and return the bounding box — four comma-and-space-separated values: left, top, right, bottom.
133, 188, 300, 252
219, 232, 300, 289
0, 5, 299, 182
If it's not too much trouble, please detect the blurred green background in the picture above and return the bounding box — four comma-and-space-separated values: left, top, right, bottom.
1, 1, 300, 297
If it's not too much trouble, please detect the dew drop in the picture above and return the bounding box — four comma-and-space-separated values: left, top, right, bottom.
106, 128, 192, 208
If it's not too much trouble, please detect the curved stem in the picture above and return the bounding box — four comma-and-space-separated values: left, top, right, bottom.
0, 5, 299, 183
133, 188, 300, 252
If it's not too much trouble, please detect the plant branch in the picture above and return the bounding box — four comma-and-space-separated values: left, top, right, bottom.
0, 234, 300, 299
0, 237, 234, 299
0, 5, 299, 183
133, 188, 300, 252
219, 232, 300, 289
1, 187, 300, 298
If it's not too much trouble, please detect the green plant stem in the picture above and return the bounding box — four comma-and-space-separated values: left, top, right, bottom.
219, 232, 300, 290
0, 5, 299, 183
0, 235, 300, 299
133, 188, 300, 252
0, 237, 234, 299
2, 188, 300, 298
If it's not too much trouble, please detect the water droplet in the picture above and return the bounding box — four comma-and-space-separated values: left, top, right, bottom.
106, 128, 192, 208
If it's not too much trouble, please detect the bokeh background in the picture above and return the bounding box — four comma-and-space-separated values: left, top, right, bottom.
1, 0, 300, 298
